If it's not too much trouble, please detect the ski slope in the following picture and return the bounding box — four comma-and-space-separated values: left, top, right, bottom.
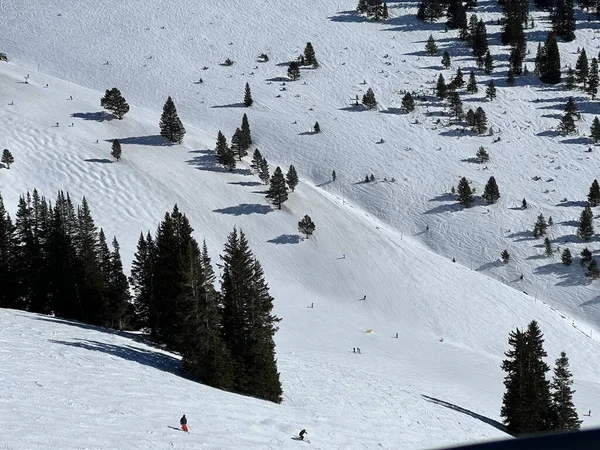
1, 0, 600, 448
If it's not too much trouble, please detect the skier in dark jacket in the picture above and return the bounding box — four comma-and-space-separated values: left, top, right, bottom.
299, 429, 307, 440
180, 414, 188, 432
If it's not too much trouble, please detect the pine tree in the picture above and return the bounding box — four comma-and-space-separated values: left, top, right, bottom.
588, 259, 600, 278
382, 2, 389, 19
561, 248, 572, 266
259, 157, 270, 185
457, 177, 474, 207
576, 48, 589, 86
486, 80, 497, 100
558, 111, 577, 135
357, 0, 368, 13
402, 92, 415, 112
550, 352, 582, 430
243, 83, 253, 107
522, 198, 528, 209
288, 61, 300, 81
129, 231, 156, 330
100, 87, 130, 119
1, 149, 14, 169
588, 179, 600, 206
250, 149, 263, 173
303, 42, 318, 67
313, 121, 321, 133
507, 67, 516, 86
332, 170, 337, 181
482, 176, 500, 204
484, 50, 493, 74
501, 249, 510, 264
474, 107, 488, 134
266, 167, 289, 209
466, 71, 478, 93
587, 58, 599, 99
220, 228, 283, 402
442, 51, 451, 69
591, 117, 600, 143
581, 247, 593, 265
501, 321, 553, 434
425, 35, 438, 55
533, 214, 548, 238
473, 20, 489, 61
298, 215, 316, 238
545, 237, 553, 257
436, 74, 447, 99
159, 96, 186, 143
465, 108, 476, 128
552, 0, 576, 42
111, 139, 122, 162
105, 236, 129, 329
215, 131, 236, 171
578, 205, 594, 241
0, 192, 18, 309
286, 165, 299, 192
453, 67, 464, 88
565, 66, 576, 90
362, 88, 377, 109
476, 146, 489, 163
447, 0, 467, 29
240, 113, 253, 149
231, 128, 246, 161
540, 32, 562, 84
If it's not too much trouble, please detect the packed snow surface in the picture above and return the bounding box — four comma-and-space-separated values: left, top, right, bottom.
1, 0, 600, 448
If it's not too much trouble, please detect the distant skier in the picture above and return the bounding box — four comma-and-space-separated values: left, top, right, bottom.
299, 429, 307, 441
180, 414, 188, 432
361, 295, 367, 301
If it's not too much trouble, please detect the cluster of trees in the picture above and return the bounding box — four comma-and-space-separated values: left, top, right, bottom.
357, 0, 389, 20
501, 321, 581, 434
214, 114, 253, 171
130, 208, 283, 402
288, 42, 319, 80
455, 175, 499, 207
566, 48, 600, 101
0, 190, 130, 329
536, 33, 562, 84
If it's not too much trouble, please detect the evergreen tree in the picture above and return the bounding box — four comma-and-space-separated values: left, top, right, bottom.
436, 74, 447, 99
100, 87, 130, 119
130, 231, 156, 329
473, 20, 489, 61
587, 58, 599, 99
501, 321, 553, 434
474, 107, 488, 134
298, 215, 316, 238
303, 42, 318, 67
507, 67, 516, 86
425, 35, 438, 55
522, 198, 528, 209
533, 214, 548, 238
231, 128, 246, 161
240, 113, 253, 148
111, 139, 122, 161
105, 236, 129, 329
357, 0, 368, 13
0, 191, 18, 309
561, 248, 572, 266
286, 165, 299, 192
402, 92, 415, 112
159, 96, 186, 143
466, 71, 478, 93
288, 61, 300, 81
448, 91, 464, 121
552, 0, 576, 42
220, 228, 283, 402
362, 88, 378, 109
313, 121, 321, 133
482, 176, 500, 204
540, 33, 562, 84
476, 146, 489, 163
587, 258, 600, 278
457, 177, 474, 207
417, 0, 443, 22
565, 66, 576, 90
266, 167, 289, 209
382, 2, 389, 19
447, 0, 467, 30
332, 170, 337, 181
465, 108, 476, 128
558, 110, 577, 135
501, 249, 510, 264
545, 237, 553, 257
591, 117, 600, 143
250, 149, 263, 173
588, 179, 600, 206
575, 48, 589, 86
215, 131, 236, 171
1, 149, 14, 169
484, 50, 493, 74
258, 157, 270, 185
453, 67, 464, 88
578, 205, 594, 241
550, 352, 582, 430
581, 247, 593, 265
486, 80, 497, 100
442, 51, 451, 69
243, 83, 253, 107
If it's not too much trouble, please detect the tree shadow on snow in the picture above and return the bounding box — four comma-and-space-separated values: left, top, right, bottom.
72, 112, 113, 122
556, 200, 588, 208
228, 181, 262, 187
423, 202, 461, 215
380, 107, 406, 115
211, 102, 246, 109
186, 149, 251, 175
84, 158, 113, 164
267, 234, 302, 244
49, 338, 181, 376
213, 203, 272, 215
533, 263, 590, 287
113, 135, 168, 146
421, 395, 509, 434
476, 260, 503, 271
327, 10, 368, 23
298, 131, 317, 136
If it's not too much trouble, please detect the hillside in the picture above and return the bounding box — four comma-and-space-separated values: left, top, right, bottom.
1, 0, 600, 448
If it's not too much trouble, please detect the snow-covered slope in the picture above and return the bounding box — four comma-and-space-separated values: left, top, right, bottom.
1, 0, 600, 448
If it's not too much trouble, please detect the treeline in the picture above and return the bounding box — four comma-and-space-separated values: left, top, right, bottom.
0, 191, 282, 403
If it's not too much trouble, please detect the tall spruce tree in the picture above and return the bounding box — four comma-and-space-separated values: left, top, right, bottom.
243, 83, 253, 107
362, 88, 377, 109
303, 42, 318, 67
591, 117, 600, 143
482, 176, 500, 204
215, 131, 236, 171
250, 149, 263, 173
159, 96, 186, 143
550, 352, 582, 430
425, 35, 438, 55
220, 228, 283, 402
402, 92, 415, 112
587, 58, 599, 99
533, 213, 548, 238
486, 80, 497, 100
287, 61, 300, 81
130, 231, 156, 330
111, 139, 122, 161
576, 48, 589, 87
100, 87, 130, 119
578, 205, 594, 241
266, 167, 289, 209
240, 113, 253, 148
466, 70, 478, 93
561, 248, 573, 266
436, 74, 447, 99
540, 33, 562, 84
259, 157, 270, 185
286, 165, 299, 192
0, 191, 18, 309
457, 177, 474, 207
588, 179, 600, 206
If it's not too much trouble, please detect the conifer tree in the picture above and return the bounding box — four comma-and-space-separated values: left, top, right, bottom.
486, 80, 496, 100
220, 228, 283, 402
111, 139, 122, 161
303, 42, 318, 67
474, 107, 488, 134
288, 61, 300, 81
588, 179, 600, 206
565, 66, 576, 90
522, 198, 528, 209
259, 157, 270, 185
587, 58, 599, 99
578, 205, 594, 241
558, 111, 577, 135
0, 192, 18, 309
402, 92, 415, 112
448, 91, 464, 121
362, 88, 378, 109
457, 177, 474, 207
466, 71, 478, 93
313, 121, 321, 133
436, 74, 447, 99
159, 96, 186, 143
482, 176, 500, 204
417, 0, 443, 22
552, 0, 576, 42
231, 128, 246, 161
550, 352, 582, 430
425, 35, 438, 55
484, 50, 493, 74
476, 146, 489, 163
545, 237, 553, 257
533, 214, 548, 238
540, 32, 562, 84
465, 108, 476, 128
243, 83, 253, 107
507, 67, 516, 86
250, 149, 263, 173
266, 167, 289, 209
298, 215, 316, 238
576, 48, 589, 86
581, 247, 592, 264
591, 117, 600, 144
442, 51, 451, 69
215, 131, 236, 171
382, 2, 389, 19
501, 249, 510, 264
130, 231, 156, 330
105, 236, 129, 329
587, 259, 600, 278
561, 248, 572, 266
286, 165, 299, 192
1, 149, 14, 169
100, 87, 130, 119
332, 170, 337, 181
472, 20, 489, 62
453, 67, 464, 88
